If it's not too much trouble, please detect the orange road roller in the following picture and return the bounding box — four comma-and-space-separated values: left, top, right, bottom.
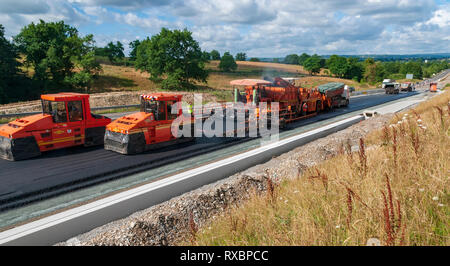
104, 93, 194, 155
0, 93, 111, 161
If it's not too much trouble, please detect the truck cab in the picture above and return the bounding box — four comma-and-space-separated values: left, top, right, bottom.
104, 93, 193, 155
400, 82, 413, 92
430, 82, 438, 92
0, 93, 111, 161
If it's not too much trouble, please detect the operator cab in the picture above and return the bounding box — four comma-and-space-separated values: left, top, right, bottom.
42, 98, 84, 124
140, 94, 182, 121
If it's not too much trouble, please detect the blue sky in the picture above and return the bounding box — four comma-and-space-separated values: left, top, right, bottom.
1, 0, 449, 57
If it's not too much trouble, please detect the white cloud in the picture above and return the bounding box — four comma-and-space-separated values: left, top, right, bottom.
426, 4, 450, 28
1, 0, 448, 56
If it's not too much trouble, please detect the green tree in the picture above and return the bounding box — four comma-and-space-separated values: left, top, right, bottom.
14, 20, 100, 92
105, 41, 125, 63
66, 35, 101, 92
363, 58, 376, 83
363, 58, 385, 83
375, 62, 386, 82
135, 28, 208, 90
400, 61, 423, 79
129, 40, 141, 61
202, 51, 211, 61
210, 50, 220, 60
383, 61, 401, 77
327, 55, 348, 78
235, 52, 246, 61
219, 52, 237, 72
0, 25, 26, 103
319, 58, 327, 68
298, 53, 310, 66
345, 57, 363, 81
284, 54, 299, 64
423, 61, 449, 78
303, 54, 322, 75
249, 57, 260, 62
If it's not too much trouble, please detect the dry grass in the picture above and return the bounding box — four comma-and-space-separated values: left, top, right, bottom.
295, 76, 377, 91
224, 61, 308, 74
188, 90, 450, 246
90, 64, 157, 93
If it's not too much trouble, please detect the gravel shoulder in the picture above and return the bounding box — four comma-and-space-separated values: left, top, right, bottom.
58, 113, 393, 246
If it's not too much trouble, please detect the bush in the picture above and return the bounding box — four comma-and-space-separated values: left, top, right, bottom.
219, 52, 237, 72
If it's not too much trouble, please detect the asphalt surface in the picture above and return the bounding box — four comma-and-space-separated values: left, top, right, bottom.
0, 91, 419, 210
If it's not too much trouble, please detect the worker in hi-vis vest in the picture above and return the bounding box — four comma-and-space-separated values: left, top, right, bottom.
302, 102, 308, 115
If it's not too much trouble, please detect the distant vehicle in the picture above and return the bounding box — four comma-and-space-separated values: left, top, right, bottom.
384, 82, 400, 94
400, 82, 413, 92
430, 82, 438, 92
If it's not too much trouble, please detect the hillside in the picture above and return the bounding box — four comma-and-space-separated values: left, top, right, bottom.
91, 61, 376, 95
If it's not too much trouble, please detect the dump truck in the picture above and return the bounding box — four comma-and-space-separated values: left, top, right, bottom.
400, 82, 413, 92
383, 82, 400, 94
0, 93, 111, 161
104, 93, 194, 155
317, 82, 350, 108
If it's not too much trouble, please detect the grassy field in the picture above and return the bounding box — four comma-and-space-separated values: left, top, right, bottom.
89, 61, 377, 99
294, 76, 376, 91
187, 90, 450, 246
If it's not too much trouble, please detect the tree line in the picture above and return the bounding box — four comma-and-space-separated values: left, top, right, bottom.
282, 53, 449, 83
